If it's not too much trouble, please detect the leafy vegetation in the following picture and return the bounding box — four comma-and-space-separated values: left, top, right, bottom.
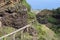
32, 21, 58, 40
22, 0, 31, 11
47, 16, 57, 24
0, 0, 60, 40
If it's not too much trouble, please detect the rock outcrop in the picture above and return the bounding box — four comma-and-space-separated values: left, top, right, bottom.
36, 9, 53, 24
0, 1, 28, 29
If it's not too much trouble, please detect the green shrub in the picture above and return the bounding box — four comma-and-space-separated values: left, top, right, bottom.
22, 0, 31, 11
47, 16, 57, 23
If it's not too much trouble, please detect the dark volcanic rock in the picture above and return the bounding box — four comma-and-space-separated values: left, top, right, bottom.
36, 9, 52, 24
0, 4, 28, 29
36, 9, 60, 25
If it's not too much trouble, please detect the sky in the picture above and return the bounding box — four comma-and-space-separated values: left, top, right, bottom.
26, 0, 60, 10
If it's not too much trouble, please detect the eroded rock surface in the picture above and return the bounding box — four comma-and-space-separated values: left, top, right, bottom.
0, 3, 28, 29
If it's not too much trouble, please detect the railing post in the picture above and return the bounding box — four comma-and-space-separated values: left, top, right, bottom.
20, 30, 24, 40
0, 23, 31, 40
12, 29, 16, 40
13, 34, 16, 40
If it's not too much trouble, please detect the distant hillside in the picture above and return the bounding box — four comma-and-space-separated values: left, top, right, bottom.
31, 9, 40, 14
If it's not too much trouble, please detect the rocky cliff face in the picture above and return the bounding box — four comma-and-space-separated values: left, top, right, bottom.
0, 0, 28, 29
36, 9, 60, 35
36, 9, 53, 24
36, 9, 60, 25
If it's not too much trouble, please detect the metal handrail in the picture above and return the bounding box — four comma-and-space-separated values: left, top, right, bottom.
0, 20, 35, 39
0, 24, 31, 39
